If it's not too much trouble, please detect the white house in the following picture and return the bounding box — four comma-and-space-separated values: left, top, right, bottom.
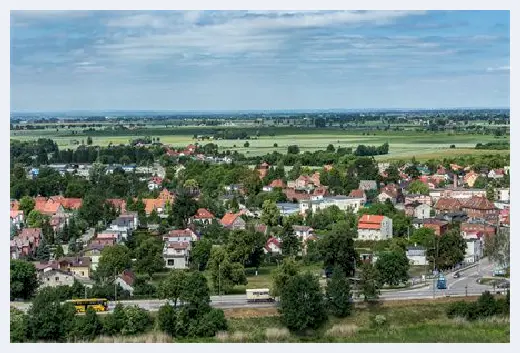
293, 225, 315, 240
406, 246, 429, 266
357, 215, 393, 241
39, 268, 76, 289
299, 196, 363, 215
163, 241, 191, 269
496, 188, 510, 202
264, 237, 282, 255
10, 210, 24, 230
464, 236, 484, 263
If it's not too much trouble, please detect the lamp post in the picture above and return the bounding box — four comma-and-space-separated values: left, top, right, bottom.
218, 263, 221, 298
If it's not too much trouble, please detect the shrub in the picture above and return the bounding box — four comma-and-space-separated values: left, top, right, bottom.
121, 306, 153, 336
10, 307, 28, 343
446, 301, 471, 319
265, 327, 290, 341
325, 324, 359, 338
157, 303, 177, 336
197, 308, 228, 337
370, 315, 387, 328
475, 291, 498, 318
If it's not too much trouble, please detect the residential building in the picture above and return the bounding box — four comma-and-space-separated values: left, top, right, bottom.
420, 219, 449, 236
460, 196, 498, 221
220, 212, 246, 230
106, 199, 127, 214
406, 246, 429, 266
359, 180, 378, 191
299, 196, 363, 215
57, 257, 91, 278
405, 194, 432, 206
434, 197, 462, 215
357, 215, 393, 241
164, 228, 198, 242
10, 210, 24, 229
256, 162, 270, 179
378, 186, 398, 204
115, 269, 136, 296
83, 245, 106, 270
405, 202, 431, 219
39, 268, 76, 289
292, 225, 315, 240
495, 188, 510, 202
264, 237, 282, 255
348, 189, 367, 205
188, 208, 215, 225
163, 240, 191, 269
460, 222, 496, 238
10, 228, 42, 259
276, 203, 300, 216
464, 237, 484, 263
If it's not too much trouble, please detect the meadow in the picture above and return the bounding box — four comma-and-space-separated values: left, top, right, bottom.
10, 125, 509, 161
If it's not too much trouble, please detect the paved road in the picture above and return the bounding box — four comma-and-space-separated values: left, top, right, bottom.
12, 258, 506, 313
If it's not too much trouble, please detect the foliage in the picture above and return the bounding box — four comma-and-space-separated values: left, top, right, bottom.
158, 270, 188, 307
446, 291, 510, 321
279, 272, 328, 332
318, 221, 357, 276
430, 230, 467, 270
79, 307, 103, 341
10, 307, 28, 343
190, 238, 213, 271
133, 237, 164, 278
10, 259, 38, 300
207, 247, 248, 294
358, 263, 380, 301
375, 250, 410, 286
26, 210, 48, 228
325, 267, 353, 318
157, 303, 177, 335
120, 306, 153, 336
271, 256, 299, 298
484, 228, 510, 268
260, 199, 280, 227
95, 245, 132, 282
19, 196, 35, 218
407, 180, 429, 195
168, 192, 198, 228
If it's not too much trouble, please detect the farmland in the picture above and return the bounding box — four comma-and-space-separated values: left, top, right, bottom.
10, 125, 509, 161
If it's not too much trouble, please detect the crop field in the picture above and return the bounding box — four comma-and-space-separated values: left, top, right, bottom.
11, 127, 509, 161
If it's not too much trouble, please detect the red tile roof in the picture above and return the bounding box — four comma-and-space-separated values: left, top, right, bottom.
166, 241, 189, 250
10, 210, 23, 219
434, 197, 462, 211
107, 199, 127, 213
10, 200, 19, 211
461, 196, 496, 210
349, 189, 366, 198
193, 208, 215, 219
221, 212, 241, 227
168, 229, 196, 237
358, 215, 385, 230
269, 179, 285, 188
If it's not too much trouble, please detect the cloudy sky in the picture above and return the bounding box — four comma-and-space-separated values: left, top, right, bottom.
10, 10, 510, 112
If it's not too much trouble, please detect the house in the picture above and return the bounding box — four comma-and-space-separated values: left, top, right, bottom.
299, 196, 364, 215
420, 219, 449, 236
57, 257, 91, 278
405, 202, 431, 219
165, 228, 198, 242
293, 225, 315, 240
495, 188, 510, 202
110, 212, 139, 233
38, 268, 77, 289
434, 211, 468, 223
189, 208, 215, 225
10, 228, 42, 259
256, 162, 270, 179
406, 246, 429, 266
405, 194, 432, 206
434, 197, 462, 215
488, 169, 505, 179
440, 188, 486, 200
10, 210, 24, 229
34, 198, 65, 217
220, 212, 246, 230
460, 223, 496, 238
460, 196, 498, 221
115, 269, 136, 296
106, 199, 127, 214
348, 189, 367, 205
269, 179, 285, 189
83, 245, 106, 270
357, 215, 393, 241
464, 236, 484, 263
264, 237, 282, 255
143, 198, 167, 216
377, 186, 398, 204
359, 180, 378, 191
163, 240, 191, 269
463, 172, 478, 187
276, 203, 300, 216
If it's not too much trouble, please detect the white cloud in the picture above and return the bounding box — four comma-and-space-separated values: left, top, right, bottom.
486, 65, 510, 72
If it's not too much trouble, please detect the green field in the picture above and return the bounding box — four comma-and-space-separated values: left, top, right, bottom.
10, 127, 509, 161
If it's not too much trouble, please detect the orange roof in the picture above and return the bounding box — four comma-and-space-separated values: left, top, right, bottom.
358, 215, 384, 229
221, 212, 241, 227
349, 189, 366, 198
159, 189, 175, 200
143, 199, 166, 215
269, 179, 285, 188
193, 208, 215, 219
358, 223, 382, 230
107, 199, 127, 212
10, 210, 23, 218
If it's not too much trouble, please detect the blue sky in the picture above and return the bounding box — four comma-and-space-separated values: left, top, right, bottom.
10, 10, 510, 112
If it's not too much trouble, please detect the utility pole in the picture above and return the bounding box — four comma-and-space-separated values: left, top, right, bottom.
218, 263, 221, 298
114, 269, 117, 302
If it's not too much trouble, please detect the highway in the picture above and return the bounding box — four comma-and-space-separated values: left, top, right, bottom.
11, 258, 507, 313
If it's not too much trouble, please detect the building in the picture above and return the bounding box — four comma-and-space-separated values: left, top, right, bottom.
349, 189, 367, 205
39, 268, 76, 289
420, 219, 449, 236
460, 196, 498, 221
460, 222, 496, 238
220, 212, 246, 230
10, 228, 42, 259
114, 269, 136, 296
264, 237, 282, 255
406, 246, 429, 266
276, 203, 300, 216
58, 257, 92, 278
434, 197, 462, 215
464, 237, 484, 263
163, 240, 191, 270
292, 225, 315, 240
495, 188, 510, 202
405, 194, 432, 206
357, 215, 393, 241
188, 208, 216, 225
405, 202, 431, 219
164, 228, 198, 242
299, 196, 363, 215
10, 210, 24, 230
83, 245, 106, 270
256, 162, 270, 179
359, 180, 378, 191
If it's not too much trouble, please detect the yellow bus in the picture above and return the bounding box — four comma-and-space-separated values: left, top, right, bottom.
66, 298, 109, 313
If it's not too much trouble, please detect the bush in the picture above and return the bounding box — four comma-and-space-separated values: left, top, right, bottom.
446, 301, 471, 319
120, 306, 153, 336
102, 304, 126, 336
157, 303, 177, 336
370, 315, 387, 329
197, 308, 228, 337
10, 307, 28, 343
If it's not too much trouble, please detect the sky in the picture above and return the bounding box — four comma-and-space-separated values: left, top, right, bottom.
10, 10, 510, 112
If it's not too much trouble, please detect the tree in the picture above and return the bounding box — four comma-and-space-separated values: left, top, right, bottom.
158, 270, 187, 308
484, 228, 510, 268
80, 307, 103, 341
287, 145, 300, 155
407, 180, 429, 195
271, 256, 299, 298
325, 267, 353, 318
319, 221, 357, 276
486, 185, 495, 201
10, 307, 28, 343
10, 259, 38, 300
288, 161, 302, 180
96, 245, 132, 282
133, 237, 164, 278
168, 192, 198, 228
244, 141, 250, 148
26, 210, 48, 228
385, 165, 400, 184
359, 263, 380, 301
375, 250, 410, 286
326, 144, 335, 153
78, 193, 106, 227
409, 227, 436, 247
26, 287, 77, 342
473, 176, 488, 189
428, 230, 466, 271
179, 271, 211, 314
19, 196, 35, 219
54, 244, 65, 259
279, 226, 300, 257
86, 136, 93, 145
208, 247, 247, 294
190, 238, 212, 271
260, 199, 280, 227
404, 165, 420, 179
157, 303, 177, 336
279, 272, 328, 332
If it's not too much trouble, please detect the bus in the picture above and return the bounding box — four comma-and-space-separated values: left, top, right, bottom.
436, 275, 447, 290
66, 298, 109, 313
246, 289, 275, 303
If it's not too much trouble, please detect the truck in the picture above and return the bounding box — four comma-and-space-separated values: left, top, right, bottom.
246, 288, 275, 303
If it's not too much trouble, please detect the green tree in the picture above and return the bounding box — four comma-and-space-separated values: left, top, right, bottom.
319, 221, 357, 276
86, 136, 93, 145
10, 307, 28, 343
157, 303, 177, 336
190, 238, 213, 271
26, 210, 48, 228
287, 145, 300, 155
157, 270, 188, 308
207, 247, 247, 294
54, 244, 65, 259
26, 287, 77, 342
168, 192, 198, 228
473, 176, 488, 189
279, 272, 328, 332
407, 180, 429, 195
81, 307, 103, 341
288, 161, 302, 180
133, 237, 164, 278
325, 266, 353, 318
271, 256, 299, 298
78, 192, 106, 227
434, 230, 467, 270
486, 185, 495, 201
484, 228, 510, 268
120, 306, 152, 336
19, 196, 35, 219
326, 144, 335, 152
375, 250, 410, 286
409, 227, 436, 247
179, 271, 211, 314
10, 259, 38, 300
385, 165, 400, 184
260, 199, 280, 227
359, 263, 380, 301
96, 245, 132, 282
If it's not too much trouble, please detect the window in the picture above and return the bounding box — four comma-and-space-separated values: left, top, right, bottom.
167, 259, 174, 266
55, 277, 59, 281
81, 271, 84, 276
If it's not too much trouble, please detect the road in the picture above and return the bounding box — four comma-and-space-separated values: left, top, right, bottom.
11, 258, 506, 313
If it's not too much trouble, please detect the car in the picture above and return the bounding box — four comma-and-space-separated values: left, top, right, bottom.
497, 281, 510, 289
453, 272, 460, 278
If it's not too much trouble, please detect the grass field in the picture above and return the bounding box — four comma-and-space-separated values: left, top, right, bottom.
11, 127, 509, 161
89, 299, 509, 343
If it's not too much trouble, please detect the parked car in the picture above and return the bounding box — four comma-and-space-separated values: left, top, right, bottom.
453, 271, 460, 278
